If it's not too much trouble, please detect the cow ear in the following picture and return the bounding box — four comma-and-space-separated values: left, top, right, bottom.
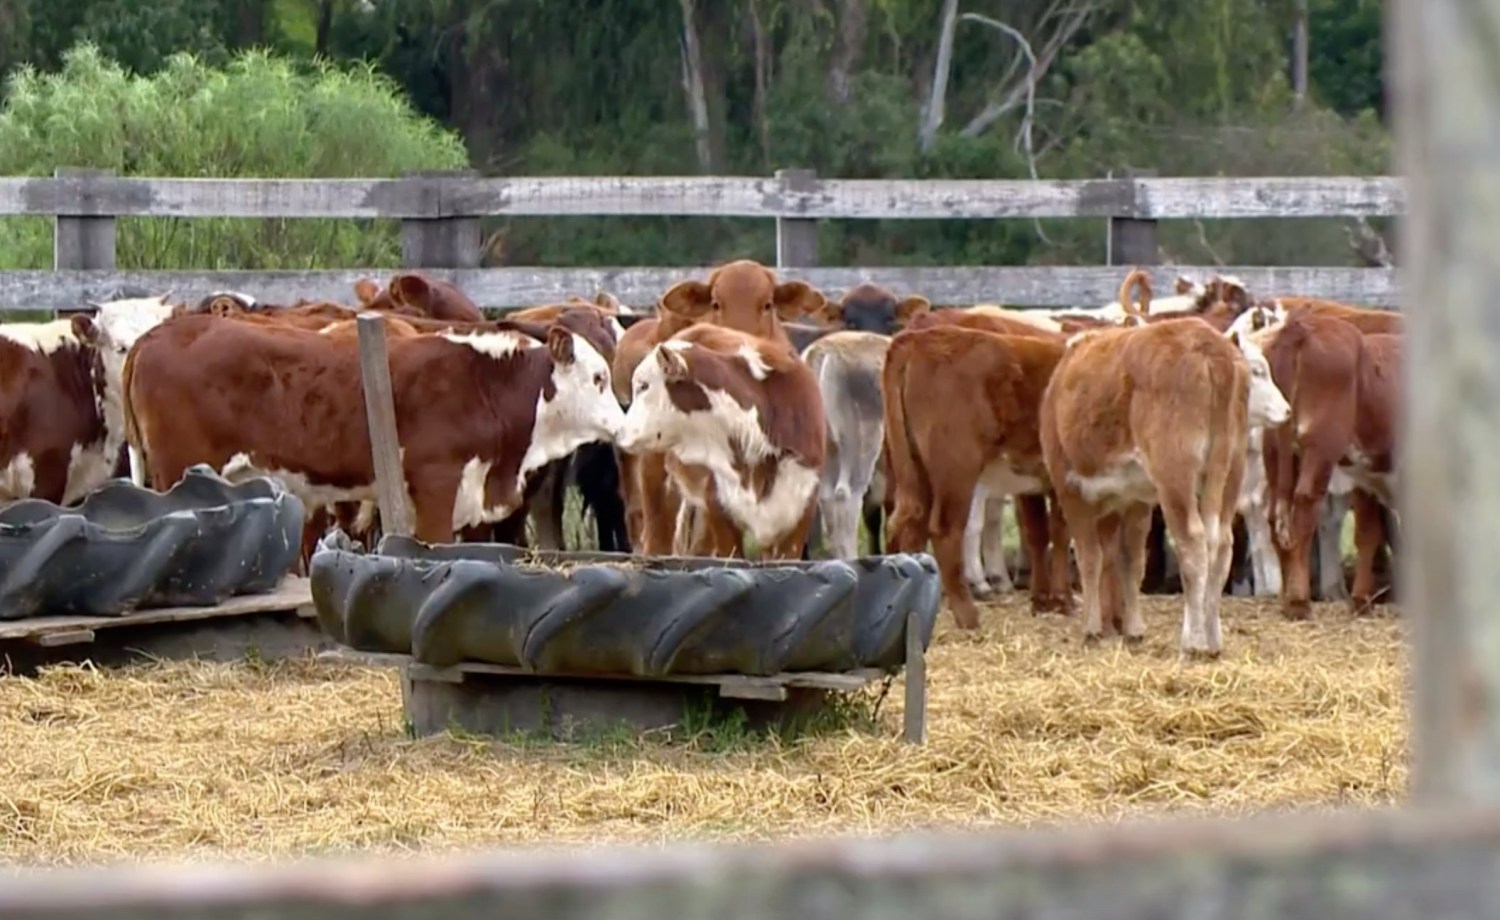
593, 292, 622, 315
1228, 330, 1244, 350
1174, 275, 1196, 296
71, 313, 99, 344
391, 273, 430, 308
659, 280, 713, 319
656, 345, 690, 381
773, 280, 826, 322
547, 326, 576, 365
811, 297, 844, 326
894, 295, 931, 325
354, 278, 381, 305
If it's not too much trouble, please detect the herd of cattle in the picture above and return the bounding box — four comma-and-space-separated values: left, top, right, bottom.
0, 258, 1399, 657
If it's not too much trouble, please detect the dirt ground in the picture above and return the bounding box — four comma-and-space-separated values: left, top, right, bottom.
0, 594, 1405, 867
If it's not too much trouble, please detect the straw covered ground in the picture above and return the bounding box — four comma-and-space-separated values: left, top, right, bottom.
0, 594, 1406, 867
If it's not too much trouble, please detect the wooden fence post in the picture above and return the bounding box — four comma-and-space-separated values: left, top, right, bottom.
401, 169, 481, 271
775, 168, 820, 270
53, 167, 117, 274
1392, 0, 1500, 806
355, 314, 415, 540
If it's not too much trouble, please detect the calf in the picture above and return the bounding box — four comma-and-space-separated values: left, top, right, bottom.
1039, 319, 1290, 656
883, 326, 1073, 629
123, 314, 623, 545
801, 284, 934, 558
1255, 312, 1400, 618
611, 260, 825, 556
353, 272, 485, 323
617, 325, 824, 559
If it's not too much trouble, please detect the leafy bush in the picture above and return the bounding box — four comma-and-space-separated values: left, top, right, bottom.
0, 43, 469, 272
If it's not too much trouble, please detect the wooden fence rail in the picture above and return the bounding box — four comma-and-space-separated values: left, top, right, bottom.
0, 169, 1404, 312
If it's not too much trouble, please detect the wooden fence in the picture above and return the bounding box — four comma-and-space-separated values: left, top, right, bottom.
0, 167, 1403, 312
4, 0, 1496, 911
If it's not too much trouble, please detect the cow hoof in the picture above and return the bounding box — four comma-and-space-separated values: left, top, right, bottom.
1181, 647, 1223, 663
1351, 595, 1377, 617
1082, 631, 1104, 647
1282, 599, 1313, 622
1122, 634, 1145, 648
985, 577, 1015, 595
969, 581, 993, 600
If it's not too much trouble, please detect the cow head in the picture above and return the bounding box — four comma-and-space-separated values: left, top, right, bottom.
1223, 299, 1287, 340
536, 326, 626, 451
355, 272, 484, 323
1198, 274, 1252, 316
657, 259, 826, 341
1227, 330, 1291, 429
816, 283, 930, 335
75, 294, 178, 376
616, 341, 701, 455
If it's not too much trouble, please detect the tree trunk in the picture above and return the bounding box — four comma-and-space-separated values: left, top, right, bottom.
315, 0, 336, 57
827, 0, 869, 107
1292, 0, 1309, 109
919, 0, 961, 153
678, 0, 714, 172
748, 0, 772, 168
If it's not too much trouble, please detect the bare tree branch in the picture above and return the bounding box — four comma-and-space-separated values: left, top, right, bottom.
1192, 219, 1228, 267
1346, 216, 1396, 267
958, 2, 1096, 138
958, 11, 1053, 243
919, 0, 961, 154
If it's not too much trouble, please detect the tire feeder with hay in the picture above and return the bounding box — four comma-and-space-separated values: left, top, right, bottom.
312, 531, 940, 742
314, 316, 941, 743
0, 465, 313, 665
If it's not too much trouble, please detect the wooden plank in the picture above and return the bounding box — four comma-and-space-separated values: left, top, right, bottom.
903, 610, 927, 745
775, 168, 820, 269
3, 805, 1500, 918
35, 629, 96, 648
0, 577, 313, 642
1392, 0, 1500, 804
401, 169, 481, 269
0, 265, 1402, 312
325, 647, 885, 694
0, 175, 435, 218
0, 174, 1405, 219
355, 313, 416, 538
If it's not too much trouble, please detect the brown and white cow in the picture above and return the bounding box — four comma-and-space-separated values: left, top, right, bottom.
616, 325, 824, 560
883, 325, 1074, 629
612, 260, 825, 556
1253, 311, 1400, 619
1039, 319, 1290, 656
122, 313, 624, 545
0, 295, 183, 505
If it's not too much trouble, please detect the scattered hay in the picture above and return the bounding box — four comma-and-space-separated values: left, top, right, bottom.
0, 595, 1406, 867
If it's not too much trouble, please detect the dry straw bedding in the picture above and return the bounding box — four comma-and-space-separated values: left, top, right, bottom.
0, 595, 1406, 867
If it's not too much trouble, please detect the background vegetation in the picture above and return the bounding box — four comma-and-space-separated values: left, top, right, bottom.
0, 0, 1391, 273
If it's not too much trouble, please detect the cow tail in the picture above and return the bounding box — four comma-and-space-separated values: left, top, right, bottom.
879, 337, 930, 543
120, 346, 148, 487
1116, 268, 1152, 322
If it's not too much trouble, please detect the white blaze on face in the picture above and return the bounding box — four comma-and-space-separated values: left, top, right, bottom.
520, 332, 625, 488
1231, 332, 1291, 429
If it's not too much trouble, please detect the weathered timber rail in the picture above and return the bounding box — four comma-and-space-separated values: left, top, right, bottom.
0, 170, 1403, 310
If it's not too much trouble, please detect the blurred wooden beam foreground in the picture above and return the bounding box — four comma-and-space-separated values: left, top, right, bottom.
0, 0, 1497, 916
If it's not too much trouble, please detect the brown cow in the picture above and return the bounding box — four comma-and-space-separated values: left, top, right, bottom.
882, 325, 1073, 629
1254, 312, 1400, 619
616, 325, 824, 560
612, 260, 825, 556
122, 314, 624, 545
1039, 319, 1290, 656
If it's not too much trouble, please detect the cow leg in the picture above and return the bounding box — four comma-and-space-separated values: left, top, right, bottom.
1154, 477, 1212, 655
637, 452, 679, 556
1314, 488, 1352, 601
1350, 489, 1388, 615
1095, 513, 1124, 639
1274, 461, 1334, 621
768, 500, 820, 561
529, 459, 567, 551
928, 468, 986, 630
699, 502, 744, 559
1016, 493, 1061, 615
409, 471, 464, 544
1141, 510, 1169, 593
1046, 493, 1075, 616
1116, 502, 1154, 642
299, 506, 332, 574
1227, 516, 1254, 596
1055, 489, 1106, 643
615, 448, 645, 551
981, 496, 1014, 594
817, 478, 861, 560
1244, 500, 1281, 597
962, 484, 993, 598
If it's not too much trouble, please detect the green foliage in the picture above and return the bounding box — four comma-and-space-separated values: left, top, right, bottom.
0, 43, 467, 272
1308, 0, 1384, 118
